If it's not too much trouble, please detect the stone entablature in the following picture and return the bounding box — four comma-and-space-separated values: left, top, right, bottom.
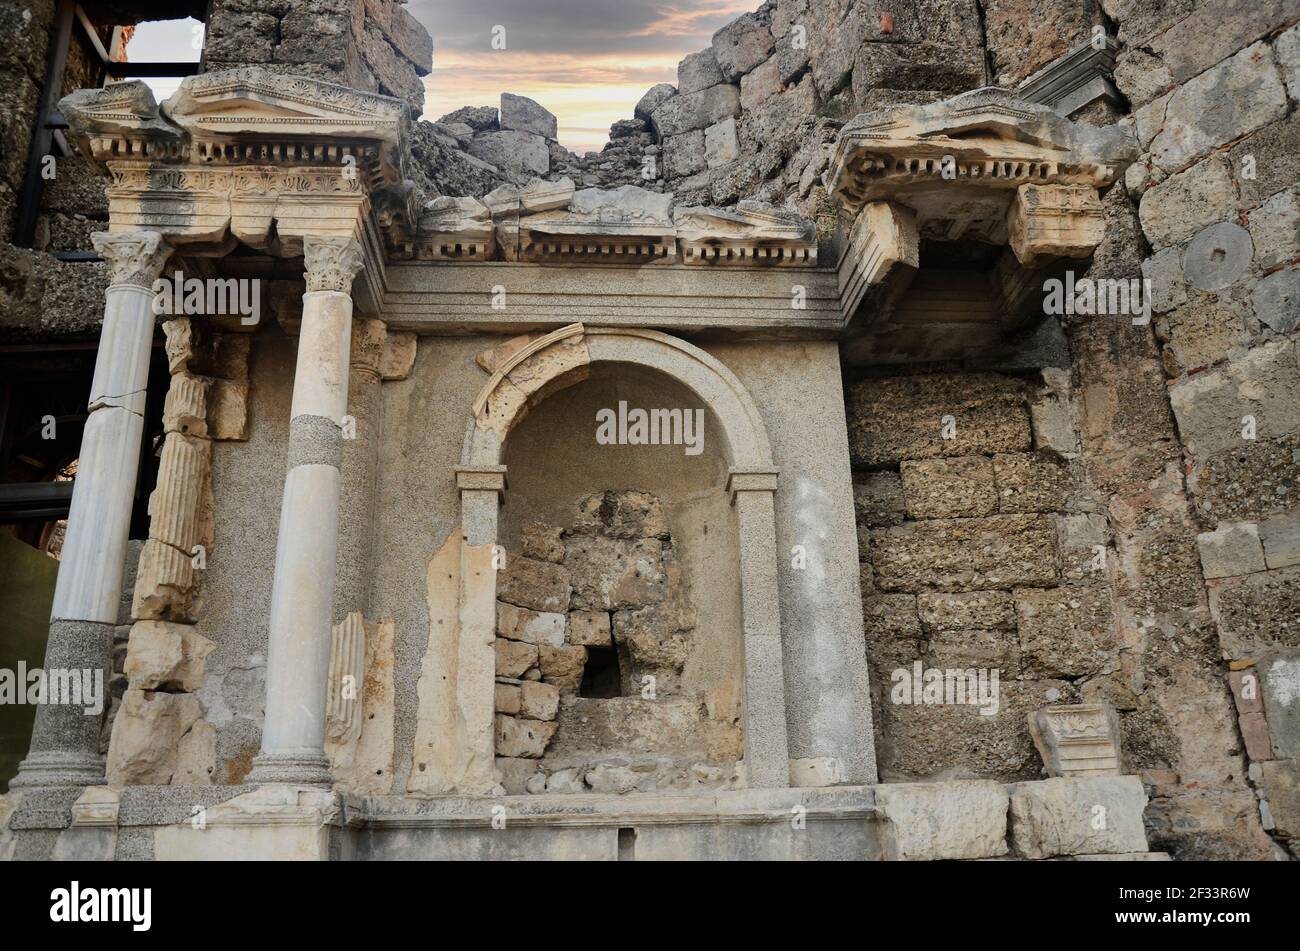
416, 181, 817, 267
60, 68, 416, 261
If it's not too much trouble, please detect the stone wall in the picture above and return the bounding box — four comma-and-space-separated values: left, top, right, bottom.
1100, 0, 1300, 859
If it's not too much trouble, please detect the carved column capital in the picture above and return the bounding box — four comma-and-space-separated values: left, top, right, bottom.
350, 318, 388, 379
91, 230, 171, 289
303, 235, 365, 294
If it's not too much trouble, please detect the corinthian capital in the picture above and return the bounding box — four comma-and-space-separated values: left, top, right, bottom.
303, 235, 365, 294
91, 230, 171, 289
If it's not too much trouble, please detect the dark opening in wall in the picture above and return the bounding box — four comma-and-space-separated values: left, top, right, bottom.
580, 645, 622, 698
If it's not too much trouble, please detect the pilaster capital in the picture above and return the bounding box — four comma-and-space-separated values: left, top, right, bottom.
727, 468, 779, 504
303, 235, 365, 294
91, 230, 171, 289
455, 465, 508, 499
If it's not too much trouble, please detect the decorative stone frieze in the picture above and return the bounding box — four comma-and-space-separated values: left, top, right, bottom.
415, 196, 494, 260
674, 201, 817, 265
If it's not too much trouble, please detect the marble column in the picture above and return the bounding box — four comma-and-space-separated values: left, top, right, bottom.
726, 469, 791, 789
249, 235, 365, 785
12, 230, 171, 789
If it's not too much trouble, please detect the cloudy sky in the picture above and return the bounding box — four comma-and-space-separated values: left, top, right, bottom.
126, 2, 754, 154
408, 0, 755, 153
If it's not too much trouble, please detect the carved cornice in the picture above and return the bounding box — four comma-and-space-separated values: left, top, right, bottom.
90, 230, 171, 289
304, 236, 366, 293
826, 87, 1136, 218
61, 69, 414, 258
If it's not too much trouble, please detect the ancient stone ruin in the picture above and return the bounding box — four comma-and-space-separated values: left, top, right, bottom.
0, 0, 1296, 864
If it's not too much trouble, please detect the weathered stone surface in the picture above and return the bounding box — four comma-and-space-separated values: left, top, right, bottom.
994, 452, 1093, 514
500, 93, 558, 140
703, 117, 739, 169
1262, 656, 1300, 760
519, 680, 560, 721
566, 535, 666, 611
635, 83, 677, 123
497, 555, 572, 613
1261, 513, 1300, 570
847, 374, 1031, 466
739, 56, 782, 112
1139, 155, 1238, 250
106, 689, 200, 785
875, 780, 1009, 860
1248, 189, 1300, 272
870, 515, 1059, 592
853, 472, 906, 530
1150, 42, 1289, 173
1169, 340, 1300, 460
1196, 522, 1267, 579
495, 682, 521, 715
1015, 587, 1116, 678
1261, 759, 1300, 837
1210, 568, 1300, 657
1251, 265, 1300, 334
174, 719, 217, 785
650, 84, 741, 137
538, 644, 587, 691
520, 521, 565, 563
900, 456, 997, 519
664, 130, 706, 178
466, 130, 549, 178
494, 715, 557, 758
567, 610, 612, 647
917, 590, 1015, 633
712, 13, 774, 82
678, 49, 725, 95
439, 105, 499, 132
123, 620, 215, 692
496, 601, 566, 647
494, 638, 538, 679
1191, 433, 1300, 523
1010, 776, 1149, 858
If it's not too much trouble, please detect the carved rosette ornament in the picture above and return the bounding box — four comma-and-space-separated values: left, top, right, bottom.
91, 230, 171, 289
303, 235, 366, 293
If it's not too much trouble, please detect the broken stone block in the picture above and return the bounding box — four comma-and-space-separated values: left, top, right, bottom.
875, 780, 1009, 860
499, 92, 558, 140
568, 610, 612, 647
380, 332, 417, 381
495, 682, 522, 715
900, 456, 997, 518
853, 472, 906, 528
538, 644, 586, 691
132, 538, 195, 621
1209, 567, 1300, 657
497, 554, 572, 613
519, 681, 560, 721
664, 129, 706, 178
496, 601, 566, 646
1261, 656, 1300, 760
703, 116, 739, 168
520, 521, 565, 563
1196, 522, 1267, 579
574, 490, 670, 538
494, 638, 538, 679
106, 689, 201, 785
1028, 703, 1122, 778
123, 619, 215, 692
1139, 154, 1239, 251
162, 372, 210, 437
650, 83, 740, 137
1009, 776, 1149, 858
711, 13, 774, 81
1260, 760, 1300, 837
494, 714, 557, 758
678, 48, 724, 95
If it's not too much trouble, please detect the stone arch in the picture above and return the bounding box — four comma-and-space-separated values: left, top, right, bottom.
461, 323, 774, 471
455, 323, 791, 789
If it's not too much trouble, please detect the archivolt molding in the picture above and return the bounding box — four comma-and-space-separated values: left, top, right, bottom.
462, 324, 774, 471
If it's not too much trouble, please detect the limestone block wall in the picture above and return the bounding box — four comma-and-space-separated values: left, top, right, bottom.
1101, 0, 1300, 859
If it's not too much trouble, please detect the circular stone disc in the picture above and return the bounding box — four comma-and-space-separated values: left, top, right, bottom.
1183, 221, 1253, 291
